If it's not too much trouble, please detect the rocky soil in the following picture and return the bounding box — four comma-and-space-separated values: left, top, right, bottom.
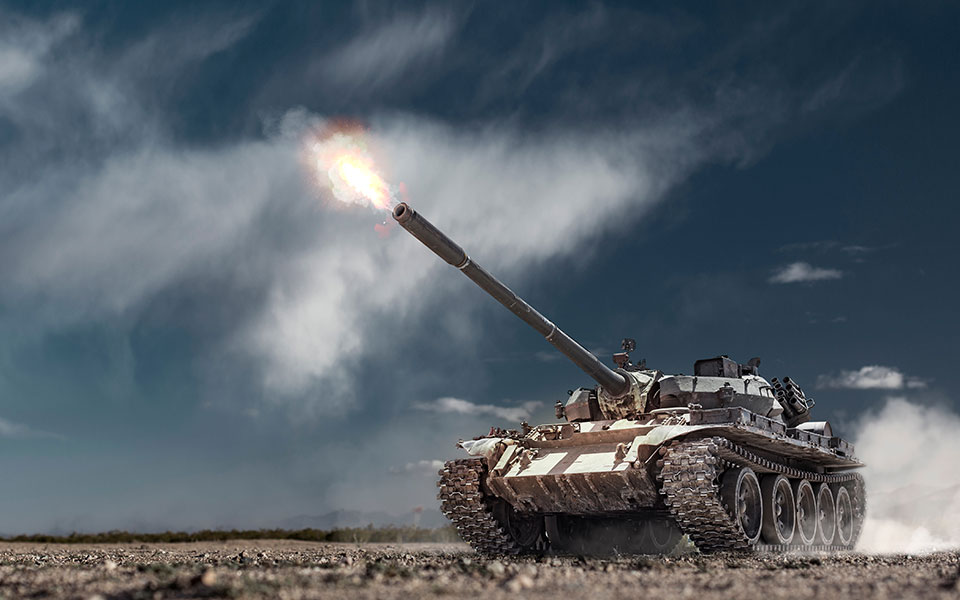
0, 541, 956, 599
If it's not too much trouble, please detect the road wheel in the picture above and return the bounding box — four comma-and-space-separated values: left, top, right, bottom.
816, 483, 836, 545
834, 485, 855, 547
760, 474, 795, 545
793, 479, 818, 546
721, 467, 763, 545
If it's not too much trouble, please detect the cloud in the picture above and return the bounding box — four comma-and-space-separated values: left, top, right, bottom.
320, 8, 457, 93
413, 397, 542, 423
0, 417, 60, 439
817, 365, 927, 390
841, 244, 876, 255
242, 111, 721, 408
854, 397, 960, 552
389, 459, 445, 475
136, 11, 260, 65
0, 5, 726, 417
0, 6, 896, 423
0, 74, 711, 418
480, 5, 612, 96
802, 50, 905, 115
533, 351, 564, 363
768, 261, 843, 283
0, 9, 262, 177
0, 12, 77, 99
3, 139, 298, 322
778, 241, 882, 257
0, 45, 41, 93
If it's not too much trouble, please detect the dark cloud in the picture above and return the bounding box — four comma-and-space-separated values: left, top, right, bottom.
769, 262, 843, 284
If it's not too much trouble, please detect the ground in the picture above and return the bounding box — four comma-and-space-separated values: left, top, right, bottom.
0, 541, 957, 599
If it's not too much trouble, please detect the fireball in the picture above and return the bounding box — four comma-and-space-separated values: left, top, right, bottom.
309, 129, 395, 211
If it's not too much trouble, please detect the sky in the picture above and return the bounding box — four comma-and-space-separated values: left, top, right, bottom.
0, 1, 958, 536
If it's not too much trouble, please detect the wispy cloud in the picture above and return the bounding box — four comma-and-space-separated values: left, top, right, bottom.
841, 244, 877, 255
413, 397, 542, 423
480, 5, 612, 97
243, 111, 714, 408
533, 351, 564, 363
0, 416, 60, 439
389, 459, 445, 475
0, 12, 77, 99
779, 241, 883, 256
769, 261, 843, 284
817, 365, 928, 390
0, 5, 903, 423
802, 50, 905, 115
320, 8, 457, 94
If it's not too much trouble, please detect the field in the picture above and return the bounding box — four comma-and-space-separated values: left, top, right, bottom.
0, 541, 956, 599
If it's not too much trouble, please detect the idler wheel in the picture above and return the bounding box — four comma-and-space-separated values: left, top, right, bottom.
760, 474, 796, 545
721, 467, 763, 545
492, 501, 545, 551
793, 479, 818, 546
834, 485, 855, 547
544, 515, 585, 555
816, 482, 837, 545
642, 517, 683, 554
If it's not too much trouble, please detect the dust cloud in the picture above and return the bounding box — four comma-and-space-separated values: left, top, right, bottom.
854, 397, 960, 553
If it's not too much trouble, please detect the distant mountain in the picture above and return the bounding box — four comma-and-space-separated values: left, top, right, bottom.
0, 509, 451, 538
277, 509, 447, 530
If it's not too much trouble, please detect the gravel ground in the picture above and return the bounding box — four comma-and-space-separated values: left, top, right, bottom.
0, 541, 956, 599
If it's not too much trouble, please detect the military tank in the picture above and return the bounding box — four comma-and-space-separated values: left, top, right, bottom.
392, 202, 865, 555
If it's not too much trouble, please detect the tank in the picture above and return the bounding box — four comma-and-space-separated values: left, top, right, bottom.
392, 202, 866, 555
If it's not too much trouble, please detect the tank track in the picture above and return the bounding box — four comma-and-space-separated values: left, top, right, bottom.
436, 458, 529, 556
659, 436, 866, 553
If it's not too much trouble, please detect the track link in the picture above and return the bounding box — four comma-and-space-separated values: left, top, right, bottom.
436, 458, 527, 556
659, 436, 865, 553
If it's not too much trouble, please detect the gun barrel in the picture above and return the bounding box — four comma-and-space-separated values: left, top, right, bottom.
392, 202, 629, 397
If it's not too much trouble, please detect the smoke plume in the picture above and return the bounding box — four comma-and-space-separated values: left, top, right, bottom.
854, 397, 960, 553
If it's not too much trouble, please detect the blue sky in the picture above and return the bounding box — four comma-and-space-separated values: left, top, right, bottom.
0, 2, 957, 534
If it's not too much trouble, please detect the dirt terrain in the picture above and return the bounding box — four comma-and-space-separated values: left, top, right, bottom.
0, 541, 956, 599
